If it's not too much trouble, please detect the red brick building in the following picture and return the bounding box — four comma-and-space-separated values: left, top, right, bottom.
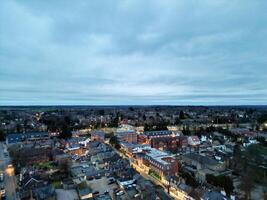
117, 131, 138, 144
142, 147, 179, 179
150, 136, 188, 153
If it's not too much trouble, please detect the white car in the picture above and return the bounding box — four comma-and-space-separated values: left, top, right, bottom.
0, 172, 4, 182
0, 187, 5, 197
116, 191, 124, 196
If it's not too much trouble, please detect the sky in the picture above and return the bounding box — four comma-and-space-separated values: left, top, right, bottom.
0, 0, 267, 105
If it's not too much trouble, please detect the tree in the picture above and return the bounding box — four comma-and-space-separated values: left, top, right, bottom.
239, 172, 255, 200
182, 126, 191, 135
179, 110, 186, 119
0, 129, 6, 141
174, 117, 180, 125
109, 136, 121, 150
59, 124, 72, 139
58, 159, 71, 176
143, 115, 147, 121
180, 171, 198, 188
206, 174, 234, 196
129, 107, 134, 111
258, 113, 267, 124
16, 124, 22, 133
98, 109, 105, 115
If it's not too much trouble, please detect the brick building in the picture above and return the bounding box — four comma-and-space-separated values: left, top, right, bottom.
150, 136, 188, 153
117, 131, 138, 144
144, 148, 179, 180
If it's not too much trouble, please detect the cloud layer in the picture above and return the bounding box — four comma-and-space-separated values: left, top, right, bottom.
1, 0, 267, 105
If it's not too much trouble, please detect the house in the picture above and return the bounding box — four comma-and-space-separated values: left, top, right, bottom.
91, 131, 105, 142
91, 151, 118, 169
182, 153, 226, 173
65, 137, 90, 147
19, 173, 49, 200
6, 132, 49, 145
144, 130, 173, 139
52, 149, 70, 163
16, 147, 52, 166
33, 185, 56, 200
187, 136, 200, 146
150, 136, 179, 152
65, 144, 87, 156
202, 190, 231, 200
62, 179, 75, 190
178, 136, 188, 149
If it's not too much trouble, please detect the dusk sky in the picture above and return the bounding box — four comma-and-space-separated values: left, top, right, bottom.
0, 0, 267, 105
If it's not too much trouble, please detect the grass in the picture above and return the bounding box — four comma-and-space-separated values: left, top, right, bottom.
149, 170, 162, 180
34, 161, 55, 170
51, 181, 62, 189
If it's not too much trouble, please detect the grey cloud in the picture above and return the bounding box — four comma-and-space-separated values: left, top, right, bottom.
0, 0, 266, 105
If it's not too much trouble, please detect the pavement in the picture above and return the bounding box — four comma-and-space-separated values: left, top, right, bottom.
56, 189, 79, 200
0, 142, 17, 200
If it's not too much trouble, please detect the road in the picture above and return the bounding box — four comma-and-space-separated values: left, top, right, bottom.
0, 142, 17, 200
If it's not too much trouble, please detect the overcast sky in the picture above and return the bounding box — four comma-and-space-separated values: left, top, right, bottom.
0, 0, 267, 105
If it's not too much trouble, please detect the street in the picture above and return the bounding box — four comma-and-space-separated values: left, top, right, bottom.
0, 142, 17, 200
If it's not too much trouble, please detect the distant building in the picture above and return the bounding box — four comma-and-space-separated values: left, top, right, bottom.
229, 128, 257, 137
139, 130, 175, 144
117, 124, 134, 132
91, 131, 105, 142
72, 129, 91, 137
144, 130, 173, 139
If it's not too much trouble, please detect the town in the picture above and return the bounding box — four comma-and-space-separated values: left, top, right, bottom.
0, 106, 266, 200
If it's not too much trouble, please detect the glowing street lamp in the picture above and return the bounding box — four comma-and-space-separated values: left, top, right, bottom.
5, 164, 14, 176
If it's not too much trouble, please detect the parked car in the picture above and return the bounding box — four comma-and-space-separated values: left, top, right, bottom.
116, 191, 124, 196
104, 190, 109, 195
108, 180, 115, 185
0, 172, 4, 182
0, 187, 5, 199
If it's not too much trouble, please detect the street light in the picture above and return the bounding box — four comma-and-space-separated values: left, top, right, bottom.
5, 164, 14, 176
